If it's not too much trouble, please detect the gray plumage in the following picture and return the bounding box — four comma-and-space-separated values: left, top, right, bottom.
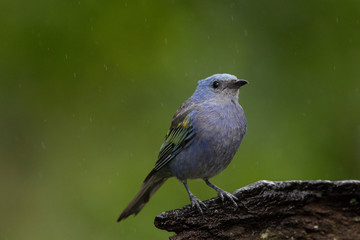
118, 73, 247, 221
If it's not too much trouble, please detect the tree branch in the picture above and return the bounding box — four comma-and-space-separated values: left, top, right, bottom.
154, 180, 360, 240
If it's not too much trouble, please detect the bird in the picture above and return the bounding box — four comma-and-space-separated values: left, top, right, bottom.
117, 73, 248, 222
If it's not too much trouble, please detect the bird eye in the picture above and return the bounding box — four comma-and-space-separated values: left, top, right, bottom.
212, 81, 220, 89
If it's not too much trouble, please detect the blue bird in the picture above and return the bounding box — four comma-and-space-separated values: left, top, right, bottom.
118, 73, 248, 221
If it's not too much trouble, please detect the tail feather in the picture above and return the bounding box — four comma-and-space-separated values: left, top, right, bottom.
117, 170, 167, 222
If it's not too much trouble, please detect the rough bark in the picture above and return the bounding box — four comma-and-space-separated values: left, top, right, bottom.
154, 180, 360, 240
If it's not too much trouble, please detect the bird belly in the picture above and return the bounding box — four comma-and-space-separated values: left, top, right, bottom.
169, 111, 245, 180
169, 138, 241, 180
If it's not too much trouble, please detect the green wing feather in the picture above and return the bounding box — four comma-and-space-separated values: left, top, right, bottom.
153, 115, 195, 171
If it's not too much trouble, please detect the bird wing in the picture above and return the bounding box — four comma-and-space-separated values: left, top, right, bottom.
153, 100, 196, 171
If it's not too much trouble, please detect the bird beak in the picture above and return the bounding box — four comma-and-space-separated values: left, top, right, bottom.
231, 79, 248, 88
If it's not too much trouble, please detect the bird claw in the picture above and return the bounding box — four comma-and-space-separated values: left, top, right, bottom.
190, 195, 207, 214
217, 190, 239, 208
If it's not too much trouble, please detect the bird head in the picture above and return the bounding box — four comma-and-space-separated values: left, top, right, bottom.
192, 73, 248, 103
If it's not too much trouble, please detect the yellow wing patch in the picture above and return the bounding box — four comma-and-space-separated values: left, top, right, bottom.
154, 115, 194, 171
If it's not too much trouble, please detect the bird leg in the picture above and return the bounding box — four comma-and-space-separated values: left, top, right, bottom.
182, 180, 207, 213
204, 179, 238, 207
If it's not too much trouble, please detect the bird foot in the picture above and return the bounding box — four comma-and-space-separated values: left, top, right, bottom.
189, 194, 207, 214
217, 189, 239, 208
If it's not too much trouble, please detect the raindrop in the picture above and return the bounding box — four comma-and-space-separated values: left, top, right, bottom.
104, 64, 108, 71
244, 29, 248, 37
41, 141, 46, 149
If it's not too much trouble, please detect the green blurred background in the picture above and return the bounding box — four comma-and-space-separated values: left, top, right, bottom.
1, 0, 359, 239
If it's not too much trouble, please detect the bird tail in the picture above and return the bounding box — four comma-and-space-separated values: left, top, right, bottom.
117, 170, 168, 222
